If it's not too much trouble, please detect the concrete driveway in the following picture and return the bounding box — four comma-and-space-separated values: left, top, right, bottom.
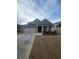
17, 33, 35, 59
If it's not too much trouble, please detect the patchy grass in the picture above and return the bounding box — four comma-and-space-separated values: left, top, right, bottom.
43, 30, 58, 35
29, 35, 61, 59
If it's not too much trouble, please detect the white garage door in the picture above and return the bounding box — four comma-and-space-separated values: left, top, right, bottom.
23, 28, 35, 34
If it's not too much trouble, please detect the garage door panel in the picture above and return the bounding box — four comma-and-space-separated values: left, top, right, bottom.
23, 28, 35, 34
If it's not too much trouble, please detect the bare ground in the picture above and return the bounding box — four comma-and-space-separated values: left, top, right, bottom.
29, 35, 61, 59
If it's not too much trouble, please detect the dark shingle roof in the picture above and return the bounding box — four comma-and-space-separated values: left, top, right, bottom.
54, 21, 61, 27
55, 22, 61, 27
19, 19, 53, 28
28, 19, 53, 25
28, 19, 41, 24
38, 19, 53, 25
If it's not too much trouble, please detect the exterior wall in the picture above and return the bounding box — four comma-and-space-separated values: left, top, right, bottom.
37, 25, 53, 33
52, 24, 61, 34
54, 27, 61, 34
52, 24, 56, 31
23, 28, 36, 34
22, 25, 54, 34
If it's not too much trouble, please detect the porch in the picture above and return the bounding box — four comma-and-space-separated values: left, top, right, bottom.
37, 26, 52, 33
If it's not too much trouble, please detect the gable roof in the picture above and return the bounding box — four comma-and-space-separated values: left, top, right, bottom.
20, 19, 53, 28
54, 21, 61, 26
28, 19, 41, 24
54, 21, 61, 27
38, 19, 53, 25
28, 19, 53, 25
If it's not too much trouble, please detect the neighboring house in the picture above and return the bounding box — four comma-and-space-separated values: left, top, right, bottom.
17, 24, 21, 32
55, 22, 61, 27
53, 21, 61, 34
19, 19, 54, 33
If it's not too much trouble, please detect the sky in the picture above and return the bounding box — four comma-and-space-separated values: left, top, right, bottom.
17, 0, 61, 25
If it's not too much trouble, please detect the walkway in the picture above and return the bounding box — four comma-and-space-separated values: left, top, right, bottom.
17, 33, 35, 59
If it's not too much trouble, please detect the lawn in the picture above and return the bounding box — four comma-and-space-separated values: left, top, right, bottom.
29, 35, 61, 59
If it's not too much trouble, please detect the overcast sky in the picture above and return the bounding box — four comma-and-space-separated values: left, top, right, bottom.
17, 0, 61, 25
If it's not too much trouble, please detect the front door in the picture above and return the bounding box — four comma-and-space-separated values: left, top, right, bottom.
38, 26, 42, 33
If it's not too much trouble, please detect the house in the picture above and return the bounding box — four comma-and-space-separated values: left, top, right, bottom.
18, 19, 54, 34
54, 21, 61, 27
53, 21, 61, 34
17, 24, 22, 32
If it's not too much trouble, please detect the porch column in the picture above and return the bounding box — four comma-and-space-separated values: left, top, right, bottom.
36, 26, 38, 33
36, 24, 38, 33
42, 26, 43, 33
47, 26, 49, 31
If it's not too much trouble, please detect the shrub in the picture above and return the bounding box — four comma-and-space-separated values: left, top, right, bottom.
43, 30, 58, 35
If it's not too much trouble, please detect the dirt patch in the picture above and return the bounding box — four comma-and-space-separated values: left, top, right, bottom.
29, 35, 61, 59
